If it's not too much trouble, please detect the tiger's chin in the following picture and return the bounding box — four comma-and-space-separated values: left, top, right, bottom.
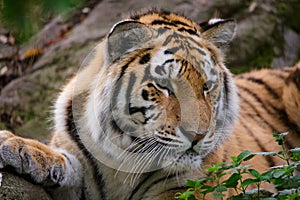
163, 150, 203, 173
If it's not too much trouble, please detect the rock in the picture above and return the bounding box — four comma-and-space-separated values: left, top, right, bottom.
0, 171, 52, 200
272, 28, 300, 68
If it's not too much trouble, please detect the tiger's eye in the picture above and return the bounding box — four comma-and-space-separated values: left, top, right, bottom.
157, 79, 168, 87
203, 83, 209, 92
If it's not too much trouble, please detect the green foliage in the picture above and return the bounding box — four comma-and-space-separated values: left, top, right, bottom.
0, 0, 84, 42
175, 132, 300, 199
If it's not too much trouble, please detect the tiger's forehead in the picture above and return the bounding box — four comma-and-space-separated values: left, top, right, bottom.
131, 10, 201, 35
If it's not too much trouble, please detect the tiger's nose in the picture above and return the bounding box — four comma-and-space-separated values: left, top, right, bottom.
179, 126, 206, 146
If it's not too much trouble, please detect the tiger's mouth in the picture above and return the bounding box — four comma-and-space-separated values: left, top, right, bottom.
164, 149, 203, 172
179, 149, 199, 159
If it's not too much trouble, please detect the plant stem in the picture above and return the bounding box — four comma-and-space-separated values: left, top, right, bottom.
257, 183, 260, 199
282, 142, 290, 165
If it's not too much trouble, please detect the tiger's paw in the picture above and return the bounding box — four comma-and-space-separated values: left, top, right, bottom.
0, 130, 66, 186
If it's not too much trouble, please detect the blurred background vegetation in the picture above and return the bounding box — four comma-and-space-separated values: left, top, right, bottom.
0, 0, 84, 42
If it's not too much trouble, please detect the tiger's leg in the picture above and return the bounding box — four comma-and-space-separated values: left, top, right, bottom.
0, 130, 83, 199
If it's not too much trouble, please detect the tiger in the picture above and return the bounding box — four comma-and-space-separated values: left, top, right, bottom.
0, 9, 299, 200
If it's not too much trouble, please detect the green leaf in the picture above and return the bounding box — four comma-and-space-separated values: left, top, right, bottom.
232, 165, 250, 171
186, 180, 196, 187
207, 164, 220, 173
227, 194, 245, 200
277, 150, 284, 155
203, 185, 215, 194
212, 193, 225, 199
260, 170, 273, 181
273, 132, 279, 138
237, 150, 252, 163
249, 169, 261, 178
214, 185, 227, 192
218, 165, 235, 171
273, 170, 285, 178
217, 173, 227, 179
291, 152, 300, 161
241, 178, 259, 187
224, 173, 242, 188
231, 156, 237, 163
194, 177, 214, 188
243, 154, 256, 161
175, 190, 195, 199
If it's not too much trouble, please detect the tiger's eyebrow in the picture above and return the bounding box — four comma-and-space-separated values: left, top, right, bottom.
162, 59, 175, 65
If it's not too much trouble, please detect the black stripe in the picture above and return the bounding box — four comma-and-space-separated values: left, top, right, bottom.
141, 173, 183, 198
162, 59, 174, 65
172, 20, 190, 27
65, 100, 107, 200
129, 172, 179, 200
151, 20, 177, 27
164, 47, 179, 54
238, 85, 277, 115
141, 64, 151, 83
238, 92, 279, 133
125, 72, 137, 115
286, 67, 300, 91
157, 186, 187, 197
118, 63, 130, 81
139, 53, 151, 64
128, 173, 155, 200
189, 46, 206, 56
239, 83, 299, 135
238, 86, 295, 149
269, 72, 286, 80
164, 49, 173, 54
276, 109, 299, 149
163, 33, 178, 46
177, 27, 197, 35
178, 59, 187, 75
239, 120, 276, 167
118, 55, 139, 81
119, 48, 153, 80
245, 77, 279, 99
129, 106, 147, 115
223, 72, 230, 105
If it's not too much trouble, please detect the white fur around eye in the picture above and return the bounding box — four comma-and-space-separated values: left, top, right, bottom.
153, 82, 169, 97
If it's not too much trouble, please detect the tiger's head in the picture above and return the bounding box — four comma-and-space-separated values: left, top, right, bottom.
83, 11, 238, 174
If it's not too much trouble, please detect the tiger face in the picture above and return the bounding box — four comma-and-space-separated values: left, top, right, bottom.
83, 12, 238, 174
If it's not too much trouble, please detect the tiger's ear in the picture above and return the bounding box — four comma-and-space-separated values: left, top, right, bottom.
107, 20, 153, 62
200, 19, 236, 51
